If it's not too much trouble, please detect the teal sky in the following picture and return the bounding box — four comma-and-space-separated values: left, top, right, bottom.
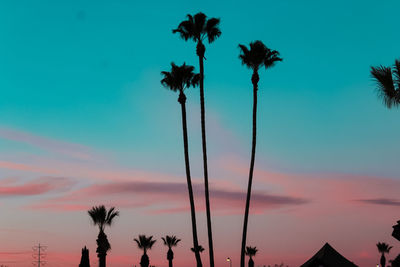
1, 1, 400, 266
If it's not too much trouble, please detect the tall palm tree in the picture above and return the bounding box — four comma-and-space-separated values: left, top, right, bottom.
245, 246, 258, 267
377, 242, 393, 267
134, 235, 156, 267
371, 59, 400, 108
238, 40, 282, 267
162, 235, 181, 267
161, 63, 202, 267
88, 205, 119, 267
173, 13, 221, 267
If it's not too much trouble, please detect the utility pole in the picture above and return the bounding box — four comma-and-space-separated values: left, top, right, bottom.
32, 243, 47, 267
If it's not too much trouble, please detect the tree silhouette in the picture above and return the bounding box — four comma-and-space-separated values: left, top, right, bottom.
162, 235, 181, 267
371, 59, 400, 108
173, 13, 221, 267
79, 246, 90, 267
134, 235, 156, 267
88, 206, 119, 267
245, 246, 258, 267
161, 63, 202, 267
238, 40, 282, 267
377, 242, 392, 267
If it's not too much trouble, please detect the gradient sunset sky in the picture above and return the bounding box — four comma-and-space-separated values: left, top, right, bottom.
1, 0, 400, 266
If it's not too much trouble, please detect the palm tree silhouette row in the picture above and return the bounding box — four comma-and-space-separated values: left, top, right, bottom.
371, 59, 400, 108
377, 242, 393, 267
162, 235, 181, 267
173, 12, 221, 267
161, 62, 203, 267
238, 40, 282, 267
88, 205, 119, 267
134, 235, 156, 267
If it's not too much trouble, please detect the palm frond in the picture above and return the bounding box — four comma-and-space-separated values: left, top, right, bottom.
205, 18, 221, 43
371, 65, 398, 108
134, 235, 156, 251
194, 12, 206, 40
245, 246, 258, 256
161, 63, 199, 93
377, 242, 393, 253
239, 41, 282, 71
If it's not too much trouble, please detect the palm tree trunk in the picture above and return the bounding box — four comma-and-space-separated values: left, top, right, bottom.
178, 91, 203, 267
240, 70, 259, 267
197, 40, 215, 267
167, 248, 174, 267
381, 253, 386, 267
99, 254, 106, 267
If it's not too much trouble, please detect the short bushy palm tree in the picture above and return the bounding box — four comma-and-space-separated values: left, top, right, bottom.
238, 40, 282, 267
371, 59, 400, 108
245, 246, 258, 267
173, 13, 221, 267
161, 63, 202, 267
162, 235, 181, 267
88, 205, 119, 267
134, 235, 156, 267
377, 242, 392, 267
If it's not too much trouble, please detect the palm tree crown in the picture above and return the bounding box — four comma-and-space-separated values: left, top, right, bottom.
161, 63, 200, 94
371, 59, 400, 108
245, 246, 258, 258
239, 41, 282, 71
377, 242, 393, 254
173, 12, 221, 45
162, 235, 181, 249
134, 235, 156, 254
88, 205, 119, 232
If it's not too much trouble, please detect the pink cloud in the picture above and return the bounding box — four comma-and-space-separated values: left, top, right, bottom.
0, 126, 94, 160
27, 179, 308, 214
0, 160, 60, 174
0, 177, 74, 197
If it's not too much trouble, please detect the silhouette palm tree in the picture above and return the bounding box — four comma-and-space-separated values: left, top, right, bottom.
162, 235, 181, 267
371, 59, 400, 108
238, 40, 282, 267
161, 63, 202, 267
134, 235, 156, 267
88, 205, 119, 267
245, 246, 258, 267
377, 242, 393, 267
173, 13, 221, 267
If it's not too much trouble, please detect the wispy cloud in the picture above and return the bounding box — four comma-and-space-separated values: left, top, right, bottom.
356, 198, 400, 206
0, 177, 74, 197
0, 127, 94, 160
27, 180, 309, 213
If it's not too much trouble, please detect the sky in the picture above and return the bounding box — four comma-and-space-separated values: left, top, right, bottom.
0, 0, 400, 266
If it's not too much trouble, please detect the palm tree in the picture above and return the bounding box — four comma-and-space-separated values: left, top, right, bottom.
162, 235, 181, 267
371, 59, 400, 108
245, 246, 258, 267
377, 242, 393, 267
134, 235, 156, 267
238, 40, 282, 267
88, 205, 119, 267
161, 63, 202, 267
173, 13, 221, 267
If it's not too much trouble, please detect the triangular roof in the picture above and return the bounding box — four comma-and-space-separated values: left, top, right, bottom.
300, 243, 358, 267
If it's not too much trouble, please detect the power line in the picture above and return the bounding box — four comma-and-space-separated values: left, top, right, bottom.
32, 243, 47, 267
